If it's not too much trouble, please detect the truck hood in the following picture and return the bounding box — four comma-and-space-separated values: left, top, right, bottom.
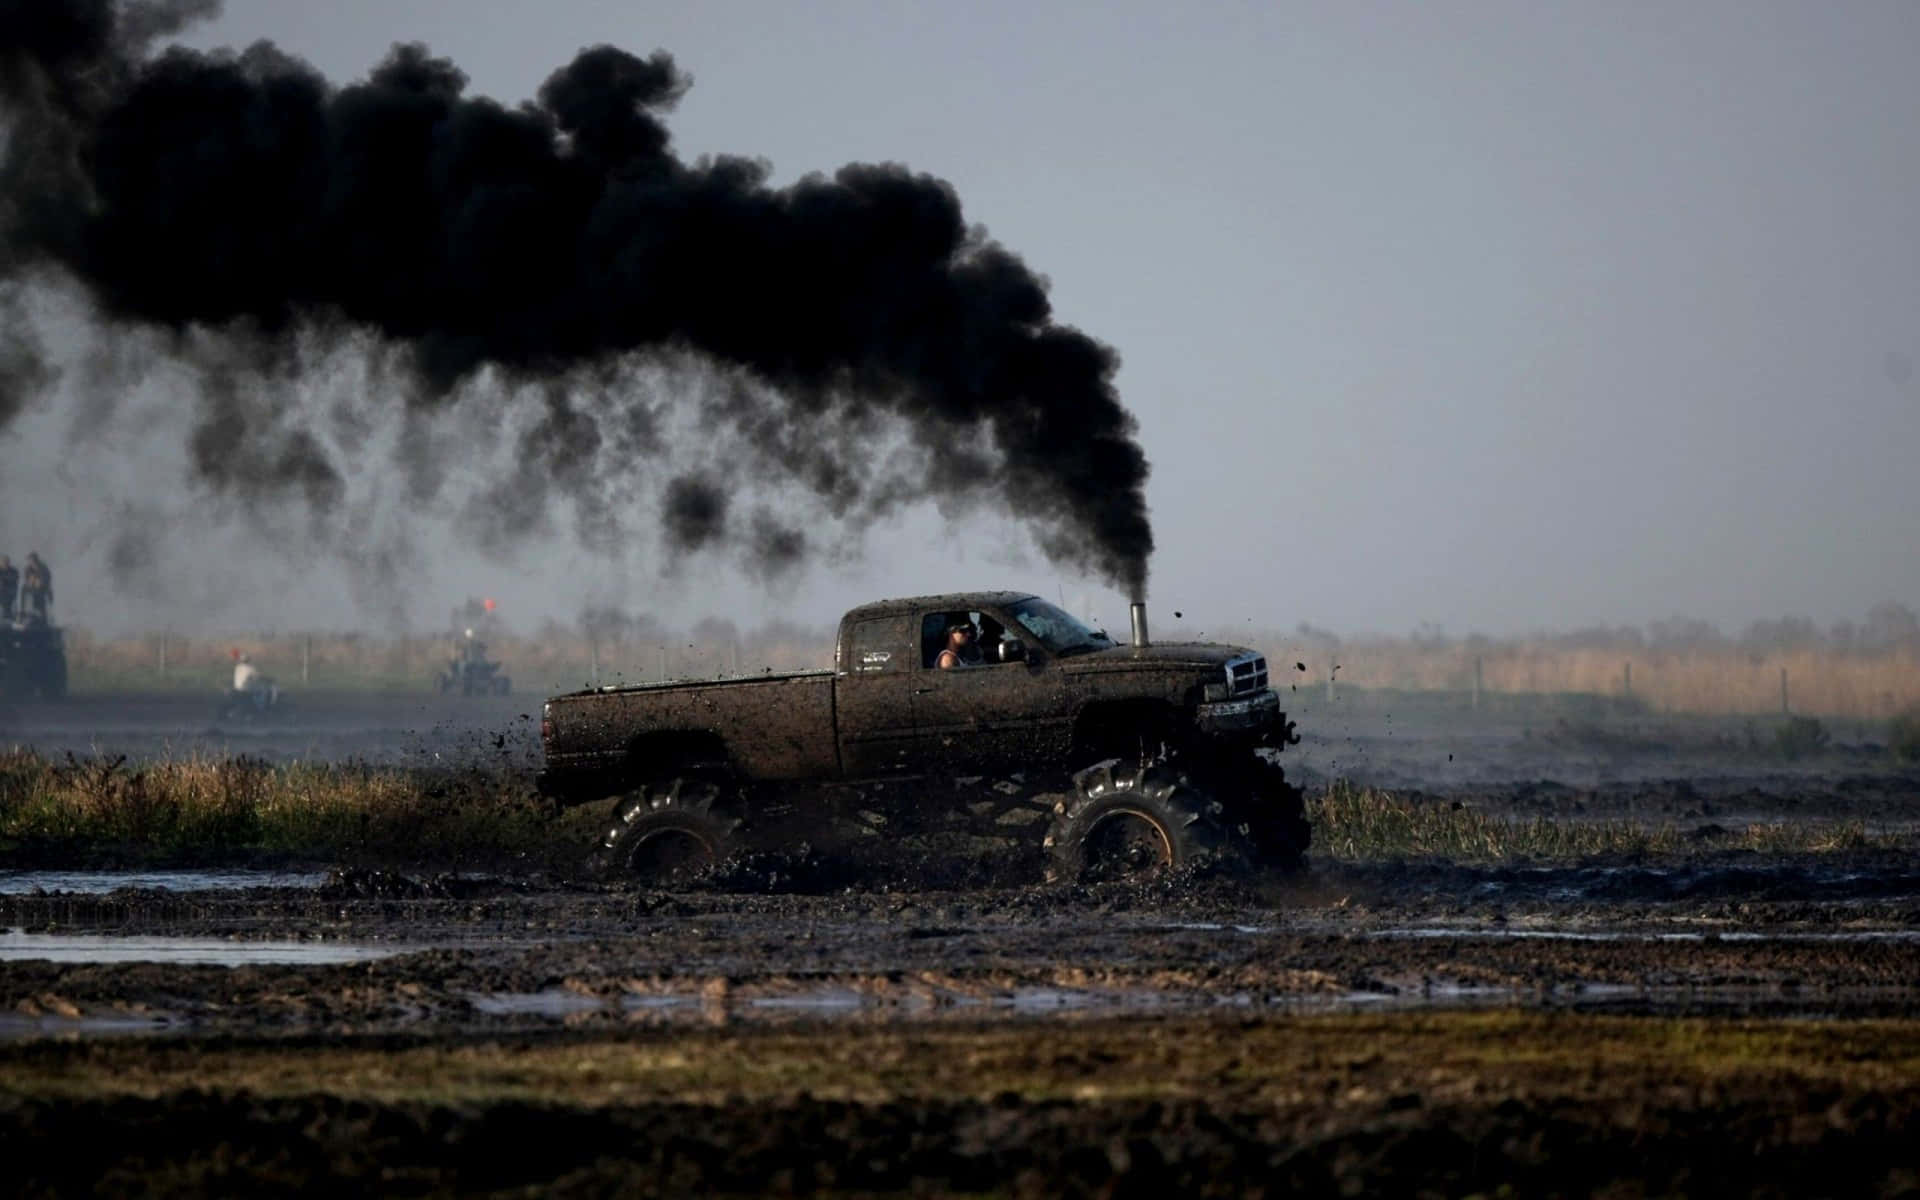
1056, 641, 1255, 674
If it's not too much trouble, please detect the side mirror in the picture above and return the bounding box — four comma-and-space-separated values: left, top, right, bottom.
998, 640, 1027, 663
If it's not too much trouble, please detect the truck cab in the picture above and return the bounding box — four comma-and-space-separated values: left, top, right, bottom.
833, 591, 1286, 778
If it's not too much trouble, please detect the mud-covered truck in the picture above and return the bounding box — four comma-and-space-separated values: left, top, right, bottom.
539, 592, 1307, 882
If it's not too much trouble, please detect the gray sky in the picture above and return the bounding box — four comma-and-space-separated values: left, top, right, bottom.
10, 1, 1919, 637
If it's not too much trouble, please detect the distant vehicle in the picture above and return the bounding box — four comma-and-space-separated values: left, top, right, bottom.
438, 629, 511, 696
0, 620, 67, 700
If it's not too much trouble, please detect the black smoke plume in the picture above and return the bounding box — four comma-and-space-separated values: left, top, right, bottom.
0, 1, 1153, 595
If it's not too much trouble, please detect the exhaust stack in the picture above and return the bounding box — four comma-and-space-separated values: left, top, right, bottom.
1129, 601, 1149, 649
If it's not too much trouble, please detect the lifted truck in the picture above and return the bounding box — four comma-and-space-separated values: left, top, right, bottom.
539, 593, 1307, 883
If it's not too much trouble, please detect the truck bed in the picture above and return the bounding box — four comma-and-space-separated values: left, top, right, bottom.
542, 670, 839, 790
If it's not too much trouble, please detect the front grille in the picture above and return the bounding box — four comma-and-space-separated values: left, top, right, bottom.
1225, 653, 1268, 696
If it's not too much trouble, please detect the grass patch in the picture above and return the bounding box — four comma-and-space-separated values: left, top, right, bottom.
4, 1013, 1918, 1107
1308, 780, 1883, 862
0, 752, 580, 870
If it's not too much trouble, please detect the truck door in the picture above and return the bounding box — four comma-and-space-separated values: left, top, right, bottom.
835, 614, 919, 775
910, 608, 1070, 773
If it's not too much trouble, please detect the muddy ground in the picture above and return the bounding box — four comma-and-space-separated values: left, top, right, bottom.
1, 690, 1917, 1194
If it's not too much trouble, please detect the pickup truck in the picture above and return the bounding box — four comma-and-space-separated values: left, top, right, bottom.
540, 592, 1306, 883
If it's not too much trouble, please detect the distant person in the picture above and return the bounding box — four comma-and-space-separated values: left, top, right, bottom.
233, 651, 260, 694
230, 650, 276, 711
935, 620, 981, 669
0, 556, 16, 622
20, 553, 50, 623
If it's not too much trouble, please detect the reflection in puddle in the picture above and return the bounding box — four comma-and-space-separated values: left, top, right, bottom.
0, 1013, 179, 1039
460, 977, 1920, 1028
0, 929, 402, 965
0, 870, 328, 896
464, 985, 1417, 1024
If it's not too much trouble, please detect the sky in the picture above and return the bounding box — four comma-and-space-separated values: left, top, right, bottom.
5, 1, 1917, 638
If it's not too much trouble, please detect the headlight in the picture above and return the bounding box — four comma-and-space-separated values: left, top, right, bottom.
1202, 682, 1229, 702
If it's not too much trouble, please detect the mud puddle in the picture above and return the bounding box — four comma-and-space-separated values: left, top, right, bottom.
1370, 927, 1920, 943
0, 869, 329, 895
0, 929, 404, 966
1337, 858, 1920, 905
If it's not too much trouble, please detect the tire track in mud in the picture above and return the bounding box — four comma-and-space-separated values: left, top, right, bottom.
4, 865, 1919, 1036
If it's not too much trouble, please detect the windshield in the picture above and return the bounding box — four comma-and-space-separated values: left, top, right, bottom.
1006, 598, 1114, 656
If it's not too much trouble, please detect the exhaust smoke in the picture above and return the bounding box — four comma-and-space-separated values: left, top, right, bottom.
0, 1, 1155, 599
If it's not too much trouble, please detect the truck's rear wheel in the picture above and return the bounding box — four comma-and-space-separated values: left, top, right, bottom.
600, 778, 742, 884
1044, 759, 1241, 883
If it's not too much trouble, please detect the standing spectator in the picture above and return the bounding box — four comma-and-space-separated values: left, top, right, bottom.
20, 553, 51, 623
0, 556, 17, 622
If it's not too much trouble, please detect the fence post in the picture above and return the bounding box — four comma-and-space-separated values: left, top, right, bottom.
1780, 665, 1789, 715
1472, 656, 1482, 711
1624, 660, 1632, 701
1326, 663, 1335, 703
157, 632, 167, 681
302, 635, 311, 685
657, 644, 668, 682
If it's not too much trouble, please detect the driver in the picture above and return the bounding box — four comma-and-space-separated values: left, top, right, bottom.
935, 619, 982, 669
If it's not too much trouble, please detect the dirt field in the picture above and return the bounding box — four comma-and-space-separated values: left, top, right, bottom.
1, 689, 1916, 1194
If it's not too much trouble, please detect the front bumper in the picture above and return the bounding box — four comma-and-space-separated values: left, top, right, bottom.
1196, 687, 1282, 736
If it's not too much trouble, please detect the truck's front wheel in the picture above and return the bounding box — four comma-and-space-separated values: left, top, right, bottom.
599, 778, 742, 884
1044, 759, 1242, 883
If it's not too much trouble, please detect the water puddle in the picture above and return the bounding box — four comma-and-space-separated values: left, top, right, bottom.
0, 869, 328, 896
0, 929, 403, 965
462, 985, 1414, 1025
0, 1013, 181, 1040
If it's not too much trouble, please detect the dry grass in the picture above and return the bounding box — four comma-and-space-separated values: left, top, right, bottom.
1309, 780, 1884, 862
66, 622, 1920, 718
1259, 636, 1920, 719
0, 751, 1897, 868
8, 1013, 1919, 1107
0, 752, 570, 866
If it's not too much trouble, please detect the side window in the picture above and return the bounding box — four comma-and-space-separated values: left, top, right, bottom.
922, 610, 1011, 669
849, 618, 900, 673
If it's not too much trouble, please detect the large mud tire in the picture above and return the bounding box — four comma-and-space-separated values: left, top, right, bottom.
1044, 759, 1242, 884
599, 777, 743, 884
